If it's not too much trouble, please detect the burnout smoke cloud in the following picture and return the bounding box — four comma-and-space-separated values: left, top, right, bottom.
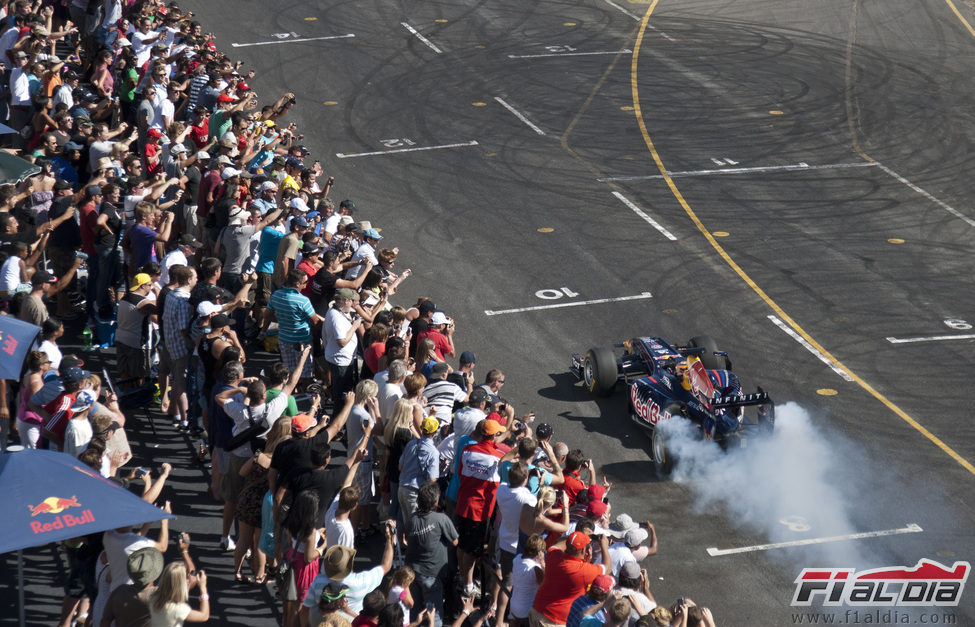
658, 402, 868, 565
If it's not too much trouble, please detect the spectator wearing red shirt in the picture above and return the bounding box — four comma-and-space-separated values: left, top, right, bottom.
562, 450, 598, 506
197, 158, 223, 220
40, 365, 91, 451
362, 324, 389, 378
143, 128, 164, 177
455, 419, 517, 596
416, 311, 455, 360
188, 106, 210, 149
77, 184, 101, 255
79, 184, 103, 323
295, 242, 322, 296
531, 531, 611, 627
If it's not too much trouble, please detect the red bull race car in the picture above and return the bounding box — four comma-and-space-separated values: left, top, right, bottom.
570, 335, 774, 475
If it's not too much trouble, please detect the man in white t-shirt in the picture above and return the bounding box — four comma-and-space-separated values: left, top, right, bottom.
377, 359, 407, 421
325, 485, 360, 550
323, 287, 363, 401
322, 199, 356, 243
103, 509, 170, 592
160, 234, 203, 285
131, 17, 163, 66
344, 228, 381, 280
492, 462, 538, 627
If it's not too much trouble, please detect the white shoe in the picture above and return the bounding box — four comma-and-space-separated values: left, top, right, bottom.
220, 536, 236, 551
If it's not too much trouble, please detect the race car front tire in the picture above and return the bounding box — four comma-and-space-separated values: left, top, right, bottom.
584, 346, 618, 397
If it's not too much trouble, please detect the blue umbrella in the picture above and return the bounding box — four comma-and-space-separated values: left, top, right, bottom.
0, 315, 41, 380
0, 449, 175, 626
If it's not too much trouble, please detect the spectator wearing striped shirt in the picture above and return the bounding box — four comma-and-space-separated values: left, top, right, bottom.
268, 269, 323, 380
421, 361, 472, 425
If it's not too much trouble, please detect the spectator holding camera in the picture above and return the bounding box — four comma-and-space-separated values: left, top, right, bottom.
531, 531, 612, 627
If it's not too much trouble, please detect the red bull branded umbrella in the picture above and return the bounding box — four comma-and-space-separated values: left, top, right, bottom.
0, 315, 41, 380
0, 449, 175, 626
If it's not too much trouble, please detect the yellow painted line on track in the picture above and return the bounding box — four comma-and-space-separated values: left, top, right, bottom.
944, 0, 975, 37
630, 2, 975, 476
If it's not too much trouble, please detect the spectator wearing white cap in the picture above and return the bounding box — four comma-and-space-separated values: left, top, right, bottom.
250, 180, 279, 216
417, 311, 456, 361
345, 227, 381, 280
285, 195, 310, 232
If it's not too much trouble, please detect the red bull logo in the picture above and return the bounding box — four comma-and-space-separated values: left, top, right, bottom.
27, 496, 95, 534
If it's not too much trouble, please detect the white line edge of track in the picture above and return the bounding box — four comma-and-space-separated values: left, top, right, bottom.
598, 161, 880, 182
335, 141, 479, 159
767, 315, 854, 382
231, 34, 355, 48
706, 523, 923, 557
886, 333, 975, 344
612, 191, 677, 241
401, 22, 443, 54
876, 164, 975, 229
494, 97, 545, 136
485, 292, 653, 316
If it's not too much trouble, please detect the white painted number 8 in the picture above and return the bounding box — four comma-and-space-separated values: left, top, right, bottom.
779, 515, 811, 532
944, 319, 972, 330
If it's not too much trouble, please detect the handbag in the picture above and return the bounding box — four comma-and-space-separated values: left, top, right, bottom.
224, 405, 269, 452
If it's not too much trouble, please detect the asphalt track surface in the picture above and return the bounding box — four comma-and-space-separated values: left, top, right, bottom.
7, 0, 975, 625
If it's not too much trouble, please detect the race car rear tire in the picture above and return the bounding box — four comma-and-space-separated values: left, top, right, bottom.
651, 402, 683, 476
689, 335, 729, 370
583, 346, 618, 397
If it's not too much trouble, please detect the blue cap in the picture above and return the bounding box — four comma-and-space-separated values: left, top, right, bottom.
291, 216, 309, 228
306, 211, 319, 220
61, 366, 91, 384
460, 350, 477, 365
363, 228, 382, 240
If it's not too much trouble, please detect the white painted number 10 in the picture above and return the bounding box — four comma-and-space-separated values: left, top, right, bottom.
381, 138, 416, 148
535, 287, 579, 300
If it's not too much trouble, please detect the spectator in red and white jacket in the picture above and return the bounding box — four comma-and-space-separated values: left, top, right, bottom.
455, 419, 517, 597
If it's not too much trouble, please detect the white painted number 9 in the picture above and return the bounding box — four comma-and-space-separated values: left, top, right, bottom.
944, 319, 972, 330
779, 515, 811, 532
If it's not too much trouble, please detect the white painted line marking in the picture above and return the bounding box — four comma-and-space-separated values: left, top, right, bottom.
601, 0, 639, 20
336, 141, 478, 159
612, 191, 677, 241
508, 50, 632, 59
886, 333, 975, 344
485, 292, 652, 316
494, 97, 545, 136
401, 22, 442, 54
767, 315, 854, 382
707, 523, 922, 557
877, 164, 975, 229
231, 33, 355, 48
599, 161, 879, 182
648, 25, 676, 42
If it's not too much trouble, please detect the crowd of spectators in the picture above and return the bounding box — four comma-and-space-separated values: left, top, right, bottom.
0, 1, 718, 626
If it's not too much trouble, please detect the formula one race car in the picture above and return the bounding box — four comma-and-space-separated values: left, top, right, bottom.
570, 335, 774, 475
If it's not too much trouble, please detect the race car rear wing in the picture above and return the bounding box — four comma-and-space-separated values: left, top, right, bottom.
710, 390, 771, 409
